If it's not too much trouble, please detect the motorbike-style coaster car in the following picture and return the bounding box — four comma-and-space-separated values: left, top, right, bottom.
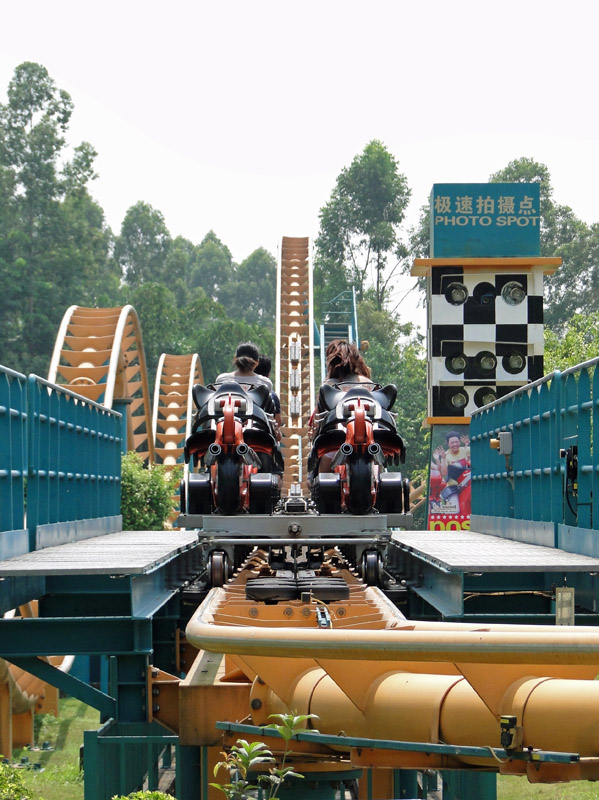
180, 381, 283, 515
308, 382, 410, 515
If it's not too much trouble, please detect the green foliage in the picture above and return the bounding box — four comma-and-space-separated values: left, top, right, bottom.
0, 61, 119, 375
223, 247, 277, 326
189, 230, 234, 302
111, 792, 174, 800
544, 312, 599, 372
489, 157, 599, 330
120, 452, 181, 531
0, 760, 31, 800
358, 301, 429, 479
115, 201, 172, 288
17, 697, 99, 800
212, 713, 316, 800
126, 282, 181, 387
315, 139, 411, 309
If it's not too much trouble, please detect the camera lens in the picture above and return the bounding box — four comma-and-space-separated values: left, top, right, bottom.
446, 353, 468, 374
475, 351, 497, 373
502, 281, 526, 306
449, 390, 468, 409
473, 281, 496, 307
503, 352, 526, 374
445, 282, 468, 306
474, 387, 497, 407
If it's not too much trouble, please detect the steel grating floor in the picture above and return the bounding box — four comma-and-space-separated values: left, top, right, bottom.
0, 530, 199, 576
391, 530, 599, 573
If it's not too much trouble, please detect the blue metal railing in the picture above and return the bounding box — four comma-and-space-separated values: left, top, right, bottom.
0, 368, 122, 556
471, 357, 599, 544
0, 367, 27, 536
27, 375, 122, 540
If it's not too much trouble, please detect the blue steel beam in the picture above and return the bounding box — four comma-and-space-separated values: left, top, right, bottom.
215, 722, 580, 765
0, 617, 152, 657
8, 656, 116, 717
0, 576, 45, 616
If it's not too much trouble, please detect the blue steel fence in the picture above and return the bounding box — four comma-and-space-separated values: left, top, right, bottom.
471, 357, 599, 548
0, 367, 122, 555
0, 367, 27, 537
26, 375, 122, 548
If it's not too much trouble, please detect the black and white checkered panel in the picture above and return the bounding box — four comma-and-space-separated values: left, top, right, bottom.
428, 267, 544, 417
432, 384, 524, 417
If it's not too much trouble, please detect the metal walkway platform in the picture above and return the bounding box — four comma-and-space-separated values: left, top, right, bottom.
0, 530, 199, 576
391, 530, 599, 573
390, 529, 599, 619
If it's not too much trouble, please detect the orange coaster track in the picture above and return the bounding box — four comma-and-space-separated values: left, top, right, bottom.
276, 236, 314, 495
48, 305, 155, 463
152, 354, 204, 467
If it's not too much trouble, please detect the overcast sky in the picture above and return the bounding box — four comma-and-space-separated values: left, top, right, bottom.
1, 0, 598, 329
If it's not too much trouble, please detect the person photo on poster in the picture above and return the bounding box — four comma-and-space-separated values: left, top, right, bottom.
429, 429, 471, 516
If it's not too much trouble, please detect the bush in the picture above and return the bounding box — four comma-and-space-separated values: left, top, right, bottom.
112, 792, 175, 800
120, 452, 181, 530
0, 760, 31, 800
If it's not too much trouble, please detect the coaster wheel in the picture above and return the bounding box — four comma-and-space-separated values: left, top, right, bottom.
362, 550, 381, 587
346, 455, 374, 514
209, 551, 229, 587
215, 454, 241, 514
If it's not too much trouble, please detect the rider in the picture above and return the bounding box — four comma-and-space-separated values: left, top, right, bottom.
318, 339, 376, 409
214, 343, 282, 477
214, 342, 273, 392
314, 339, 377, 472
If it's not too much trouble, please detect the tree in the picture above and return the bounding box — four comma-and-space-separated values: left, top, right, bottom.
358, 298, 428, 478
127, 282, 181, 387
544, 311, 599, 372
115, 201, 172, 288
165, 234, 198, 306
315, 140, 411, 309
189, 230, 235, 303
0, 62, 117, 375
222, 247, 277, 325
489, 157, 599, 329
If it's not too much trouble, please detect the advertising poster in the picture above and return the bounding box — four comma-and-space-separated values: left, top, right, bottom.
427, 425, 471, 531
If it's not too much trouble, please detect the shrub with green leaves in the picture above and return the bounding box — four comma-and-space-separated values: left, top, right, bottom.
212, 712, 316, 800
0, 760, 31, 800
120, 451, 181, 530
111, 792, 175, 800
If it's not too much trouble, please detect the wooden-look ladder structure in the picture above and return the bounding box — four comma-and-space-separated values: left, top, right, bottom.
275, 237, 314, 496
48, 305, 155, 464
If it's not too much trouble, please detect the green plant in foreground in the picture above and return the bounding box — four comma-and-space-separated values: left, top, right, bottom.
212, 712, 316, 800
111, 792, 175, 799
120, 451, 181, 530
0, 759, 32, 800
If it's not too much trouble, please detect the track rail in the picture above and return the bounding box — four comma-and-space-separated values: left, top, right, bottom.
152, 353, 203, 466
275, 236, 314, 494
48, 305, 154, 463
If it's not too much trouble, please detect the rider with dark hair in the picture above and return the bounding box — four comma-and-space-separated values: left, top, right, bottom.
324, 339, 372, 385
313, 340, 380, 473
317, 339, 377, 415
215, 342, 273, 391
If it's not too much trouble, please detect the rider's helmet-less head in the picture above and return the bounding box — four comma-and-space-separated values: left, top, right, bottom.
325, 339, 371, 380
234, 342, 260, 372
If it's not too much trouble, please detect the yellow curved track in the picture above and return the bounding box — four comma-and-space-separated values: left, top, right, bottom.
276, 236, 314, 495
152, 354, 203, 467
48, 305, 155, 463
1, 604, 65, 755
